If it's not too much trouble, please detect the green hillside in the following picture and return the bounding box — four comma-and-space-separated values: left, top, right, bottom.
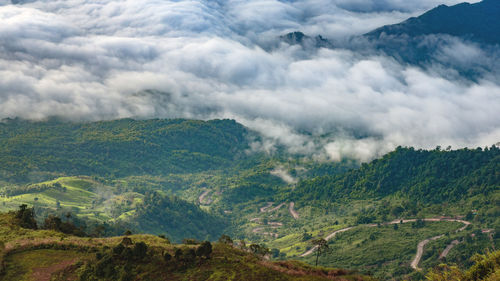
292, 146, 499, 203
0, 119, 498, 280
0, 211, 371, 281
0, 118, 249, 183
0, 177, 225, 242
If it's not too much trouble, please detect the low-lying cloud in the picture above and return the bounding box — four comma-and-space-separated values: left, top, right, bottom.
0, 0, 498, 162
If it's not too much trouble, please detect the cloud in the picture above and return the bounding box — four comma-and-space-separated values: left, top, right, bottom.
0, 0, 498, 162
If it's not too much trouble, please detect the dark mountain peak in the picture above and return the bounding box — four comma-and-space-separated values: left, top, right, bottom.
366, 0, 500, 45
281, 31, 307, 44
280, 31, 333, 48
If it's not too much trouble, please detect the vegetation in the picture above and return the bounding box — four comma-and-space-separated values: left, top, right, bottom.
0, 211, 371, 281
292, 146, 499, 204
0, 118, 249, 182
427, 250, 500, 281
0, 119, 498, 280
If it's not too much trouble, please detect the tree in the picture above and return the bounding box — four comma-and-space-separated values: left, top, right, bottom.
312, 238, 329, 266
218, 234, 233, 245
182, 248, 196, 265
196, 241, 212, 259
15, 204, 37, 229
249, 244, 270, 258
121, 237, 133, 246
174, 248, 183, 260
164, 252, 172, 262
239, 239, 247, 250
132, 242, 148, 260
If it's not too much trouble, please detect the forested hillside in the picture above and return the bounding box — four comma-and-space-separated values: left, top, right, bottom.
0, 118, 249, 182
292, 146, 499, 203
0, 119, 498, 280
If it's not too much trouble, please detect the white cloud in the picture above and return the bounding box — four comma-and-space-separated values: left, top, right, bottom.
0, 0, 498, 162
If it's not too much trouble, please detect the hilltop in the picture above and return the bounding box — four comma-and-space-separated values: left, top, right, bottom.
366, 0, 500, 45
0, 211, 371, 281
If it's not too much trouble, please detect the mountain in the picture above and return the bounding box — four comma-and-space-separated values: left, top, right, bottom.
0, 118, 250, 183
362, 0, 500, 80
0, 118, 498, 279
280, 31, 333, 49
292, 146, 500, 203
366, 0, 500, 45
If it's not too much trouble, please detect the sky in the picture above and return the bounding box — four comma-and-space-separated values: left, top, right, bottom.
0, 0, 498, 161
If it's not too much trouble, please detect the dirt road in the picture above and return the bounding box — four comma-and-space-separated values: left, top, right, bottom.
410, 235, 444, 270
198, 190, 211, 205
300, 217, 471, 267
439, 240, 460, 259
289, 202, 299, 219
300, 227, 354, 257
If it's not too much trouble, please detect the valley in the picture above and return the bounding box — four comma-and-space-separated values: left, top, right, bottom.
0, 0, 499, 280
0, 118, 498, 280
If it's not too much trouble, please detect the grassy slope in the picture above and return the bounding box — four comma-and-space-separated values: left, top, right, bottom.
0, 177, 226, 242
0, 177, 135, 223
0, 212, 371, 281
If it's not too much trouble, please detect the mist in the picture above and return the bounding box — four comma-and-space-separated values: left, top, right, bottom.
0, 0, 498, 162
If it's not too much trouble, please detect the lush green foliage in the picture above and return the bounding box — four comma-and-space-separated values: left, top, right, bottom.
130, 191, 226, 242
292, 146, 499, 203
427, 250, 500, 281
0, 118, 249, 182
0, 118, 498, 280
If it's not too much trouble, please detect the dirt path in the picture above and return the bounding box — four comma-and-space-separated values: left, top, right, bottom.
300, 227, 354, 257
289, 202, 299, 219
260, 202, 274, 213
198, 190, 211, 205
439, 240, 460, 259
252, 227, 279, 238
411, 235, 444, 270
268, 203, 285, 212
410, 219, 470, 270
31, 258, 77, 281
300, 217, 471, 261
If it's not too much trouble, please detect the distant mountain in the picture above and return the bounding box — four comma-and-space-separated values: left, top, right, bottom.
366, 0, 500, 45
280, 31, 333, 48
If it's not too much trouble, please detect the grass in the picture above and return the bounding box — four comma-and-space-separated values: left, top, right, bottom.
2, 249, 85, 281
0, 176, 140, 225
0, 212, 371, 281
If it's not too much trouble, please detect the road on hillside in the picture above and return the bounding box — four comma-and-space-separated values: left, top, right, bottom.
198, 190, 211, 205
289, 202, 299, 219
410, 218, 470, 270
300, 217, 471, 270
410, 235, 444, 270
439, 240, 460, 259
300, 227, 354, 257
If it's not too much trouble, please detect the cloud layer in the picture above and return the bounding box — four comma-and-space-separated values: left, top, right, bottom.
0, 0, 498, 161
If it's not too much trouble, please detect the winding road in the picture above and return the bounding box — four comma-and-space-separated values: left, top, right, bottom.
300, 227, 354, 257
289, 202, 299, 219
198, 190, 211, 205
300, 217, 471, 271
410, 235, 444, 270
260, 202, 274, 213
439, 240, 460, 259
